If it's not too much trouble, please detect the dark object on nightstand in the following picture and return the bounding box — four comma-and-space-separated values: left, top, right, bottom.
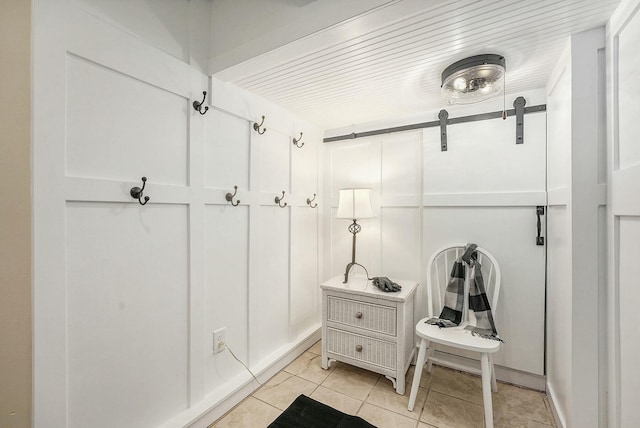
372, 277, 402, 292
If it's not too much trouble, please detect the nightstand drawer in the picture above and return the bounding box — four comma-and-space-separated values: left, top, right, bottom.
326, 328, 397, 370
327, 296, 396, 335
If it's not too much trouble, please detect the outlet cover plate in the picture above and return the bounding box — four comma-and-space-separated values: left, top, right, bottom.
213, 327, 226, 354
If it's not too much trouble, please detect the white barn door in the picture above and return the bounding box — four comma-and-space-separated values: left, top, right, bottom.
325, 90, 547, 379
422, 93, 547, 377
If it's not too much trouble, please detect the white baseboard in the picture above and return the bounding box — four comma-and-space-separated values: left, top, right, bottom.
428, 350, 547, 391
545, 381, 566, 428
158, 325, 321, 428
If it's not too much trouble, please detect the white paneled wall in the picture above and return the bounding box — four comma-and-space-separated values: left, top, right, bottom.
205, 110, 251, 189
66, 204, 189, 428
545, 27, 607, 428
607, 1, 640, 427
32, 2, 322, 427
204, 205, 249, 392
253, 207, 291, 361
545, 42, 573, 428
324, 90, 547, 384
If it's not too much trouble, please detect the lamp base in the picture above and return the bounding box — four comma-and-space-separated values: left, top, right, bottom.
343, 261, 370, 283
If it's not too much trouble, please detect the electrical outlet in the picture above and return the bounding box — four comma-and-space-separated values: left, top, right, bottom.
213, 327, 226, 354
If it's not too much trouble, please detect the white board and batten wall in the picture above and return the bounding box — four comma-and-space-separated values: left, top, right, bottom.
323, 89, 547, 388
32, 1, 322, 427
545, 26, 608, 428
607, 0, 640, 427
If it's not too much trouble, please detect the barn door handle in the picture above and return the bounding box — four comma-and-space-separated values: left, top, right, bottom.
536, 206, 545, 246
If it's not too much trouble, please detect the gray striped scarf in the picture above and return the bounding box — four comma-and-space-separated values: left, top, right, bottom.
427, 244, 504, 342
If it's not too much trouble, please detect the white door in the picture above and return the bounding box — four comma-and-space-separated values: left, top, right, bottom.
325, 90, 547, 377
422, 95, 547, 376
607, 1, 640, 426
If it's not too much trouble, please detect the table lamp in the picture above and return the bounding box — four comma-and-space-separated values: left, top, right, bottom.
336, 188, 375, 283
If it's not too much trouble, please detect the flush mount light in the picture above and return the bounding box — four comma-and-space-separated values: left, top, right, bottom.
441, 54, 505, 104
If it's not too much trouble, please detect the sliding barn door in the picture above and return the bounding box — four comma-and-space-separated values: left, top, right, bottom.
325, 91, 547, 377
422, 104, 547, 376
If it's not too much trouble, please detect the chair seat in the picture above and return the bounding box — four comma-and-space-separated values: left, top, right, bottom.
415, 318, 501, 354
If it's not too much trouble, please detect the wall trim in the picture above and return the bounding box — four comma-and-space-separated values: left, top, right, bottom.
546, 381, 567, 428
158, 326, 321, 428
423, 191, 546, 207
429, 350, 547, 391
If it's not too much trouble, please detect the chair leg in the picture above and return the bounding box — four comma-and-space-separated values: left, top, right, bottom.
481, 353, 494, 428
489, 354, 497, 392
408, 338, 427, 411
425, 345, 435, 373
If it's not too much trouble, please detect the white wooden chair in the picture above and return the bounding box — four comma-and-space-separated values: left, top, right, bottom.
407, 244, 502, 428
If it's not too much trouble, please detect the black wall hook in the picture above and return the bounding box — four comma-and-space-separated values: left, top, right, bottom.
225, 185, 240, 206
306, 193, 317, 208
274, 191, 287, 208
130, 177, 150, 205
293, 132, 304, 148
193, 91, 209, 115
253, 116, 267, 134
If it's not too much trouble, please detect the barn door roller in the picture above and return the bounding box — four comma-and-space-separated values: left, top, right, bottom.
514, 96, 526, 144
439, 109, 449, 151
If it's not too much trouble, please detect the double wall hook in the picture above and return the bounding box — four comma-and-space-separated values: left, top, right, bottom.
193, 91, 209, 115
225, 185, 240, 206
306, 193, 317, 208
253, 115, 267, 135
274, 191, 287, 208
130, 177, 150, 205
293, 132, 304, 148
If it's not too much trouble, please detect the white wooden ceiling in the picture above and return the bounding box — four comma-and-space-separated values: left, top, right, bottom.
211, 0, 620, 130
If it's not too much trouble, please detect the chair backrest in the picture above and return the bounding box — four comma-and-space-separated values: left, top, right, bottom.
426, 244, 501, 325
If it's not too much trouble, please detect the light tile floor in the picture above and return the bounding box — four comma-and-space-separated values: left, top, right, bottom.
212, 340, 556, 428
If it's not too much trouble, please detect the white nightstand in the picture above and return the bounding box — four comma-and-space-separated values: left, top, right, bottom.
321, 275, 419, 395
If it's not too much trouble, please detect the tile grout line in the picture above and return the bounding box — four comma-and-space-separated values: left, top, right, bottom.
249, 394, 284, 413
416, 367, 430, 425
217, 342, 556, 428
360, 374, 426, 428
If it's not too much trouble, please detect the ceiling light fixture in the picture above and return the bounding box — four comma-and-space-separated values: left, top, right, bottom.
441, 54, 506, 105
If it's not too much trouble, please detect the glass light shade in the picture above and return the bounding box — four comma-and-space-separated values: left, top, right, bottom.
441, 54, 505, 105
336, 188, 375, 219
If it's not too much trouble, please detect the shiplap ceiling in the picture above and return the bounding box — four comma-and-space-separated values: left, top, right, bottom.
212, 0, 620, 130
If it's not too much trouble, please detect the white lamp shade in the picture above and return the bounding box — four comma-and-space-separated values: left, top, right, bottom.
336, 188, 375, 219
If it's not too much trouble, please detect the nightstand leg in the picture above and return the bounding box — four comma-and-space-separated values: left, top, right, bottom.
396, 373, 405, 395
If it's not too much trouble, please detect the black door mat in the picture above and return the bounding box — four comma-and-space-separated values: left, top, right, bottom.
268, 394, 376, 428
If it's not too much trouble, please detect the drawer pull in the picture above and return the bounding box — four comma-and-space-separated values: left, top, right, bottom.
355, 345, 363, 352
355, 312, 363, 319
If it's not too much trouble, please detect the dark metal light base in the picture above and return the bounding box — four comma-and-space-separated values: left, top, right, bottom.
342, 219, 370, 283
343, 261, 369, 284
